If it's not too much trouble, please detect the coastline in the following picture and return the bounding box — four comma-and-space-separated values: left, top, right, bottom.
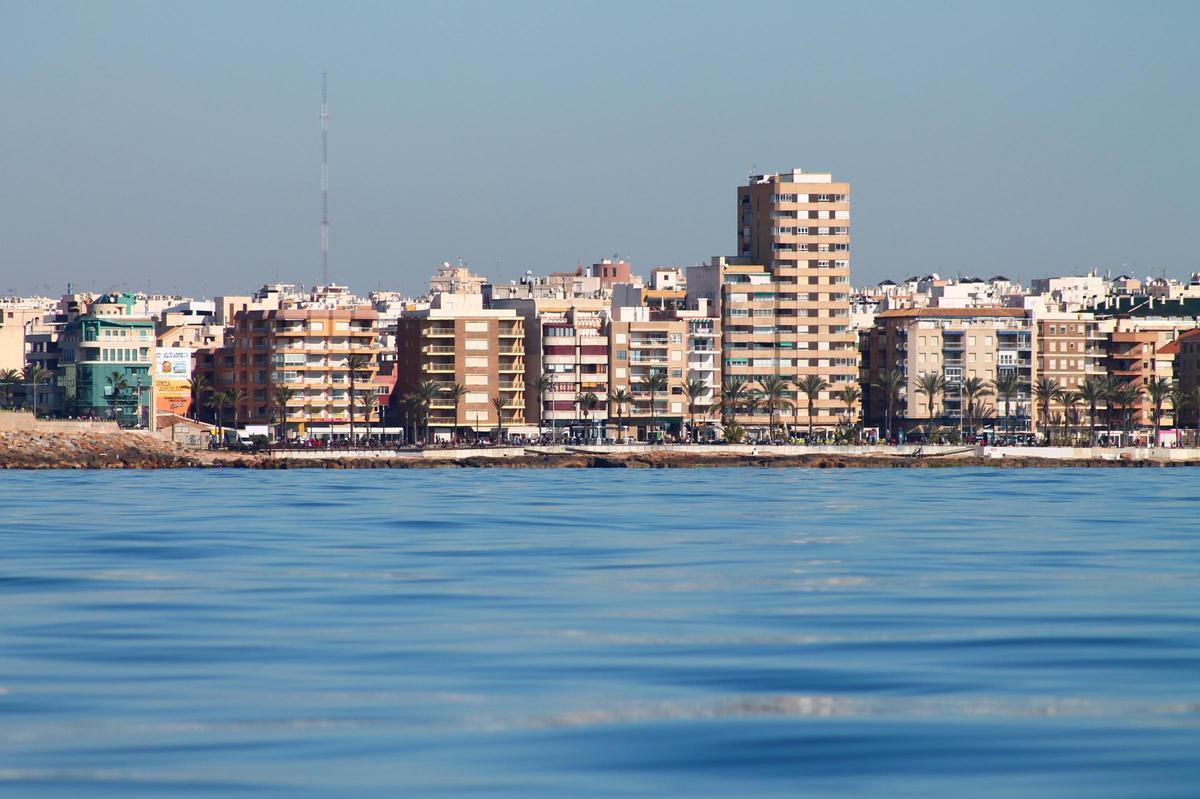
1, 430, 1198, 470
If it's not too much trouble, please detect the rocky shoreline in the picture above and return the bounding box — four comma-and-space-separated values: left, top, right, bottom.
1, 431, 1196, 470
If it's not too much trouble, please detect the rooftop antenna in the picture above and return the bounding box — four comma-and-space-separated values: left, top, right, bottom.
320, 68, 330, 287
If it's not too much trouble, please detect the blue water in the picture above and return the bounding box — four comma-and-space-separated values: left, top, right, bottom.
0, 469, 1197, 797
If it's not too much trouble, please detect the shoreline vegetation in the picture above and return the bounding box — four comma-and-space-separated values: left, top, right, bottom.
1, 430, 1198, 470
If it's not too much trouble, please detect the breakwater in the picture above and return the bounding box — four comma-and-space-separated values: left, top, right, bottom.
2, 430, 1199, 469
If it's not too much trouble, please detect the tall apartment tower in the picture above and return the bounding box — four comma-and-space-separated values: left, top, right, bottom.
735, 169, 858, 429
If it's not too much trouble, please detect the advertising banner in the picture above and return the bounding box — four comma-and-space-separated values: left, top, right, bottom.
155, 348, 193, 383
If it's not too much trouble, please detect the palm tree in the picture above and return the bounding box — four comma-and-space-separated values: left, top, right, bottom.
1178, 384, 1200, 447
1110, 382, 1143, 439
757, 376, 791, 441
22, 365, 52, 417
960, 377, 992, 440
836, 384, 861, 426
637, 372, 669, 443
575, 392, 600, 441
410, 379, 440, 444
872, 369, 904, 441
795, 374, 830, 441
0, 368, 22, 409
442, 383, 468, 444
107, 370, 130, 420
608, 388, 632, 442
1060, 390, 1083, 444
492, 395, 506, 443
187, 375, 210, 423
1102, 376, 1123, 435
1032, 377, 1063, 443
914, 372, 948, 435
345, 353, 373, 443
357, 390, 380, 444
1145, 376, 1173, 446
531, 374, 554, 442
682, 378, 709, 442
205, 389, 229, 439
1078, 377, 1108, 446
270, 384, 294, 443
716, 377, 750, 428
990, 372, 1026, 436
227, 387, 248, 431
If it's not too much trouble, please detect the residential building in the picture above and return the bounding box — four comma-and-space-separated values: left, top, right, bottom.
394, 294, 526, 439
862, 308, 1034, 434
58, 293, 155, 424
227, 305, 380, 437
492, 298, 610, 436
607, 305, 688, 439
732, 169, 858, 431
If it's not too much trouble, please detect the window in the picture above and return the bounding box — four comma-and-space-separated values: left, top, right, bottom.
671, 369, 682, 378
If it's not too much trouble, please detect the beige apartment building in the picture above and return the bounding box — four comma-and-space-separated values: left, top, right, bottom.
727, 169, 859, 430
607, 306, 688, 439
229, 306, 380, 436
394, 295, 526, 439
863, 308, 1034, 433
492, 298, 610, 435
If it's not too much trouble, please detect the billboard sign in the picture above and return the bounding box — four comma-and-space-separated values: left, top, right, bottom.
155, 348, 193, 382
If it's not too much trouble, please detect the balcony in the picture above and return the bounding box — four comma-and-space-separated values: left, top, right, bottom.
426, 362, 456, 373
425, 327, 455, 337
424, 345, 456, 355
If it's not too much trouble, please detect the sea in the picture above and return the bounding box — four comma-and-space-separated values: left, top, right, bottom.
0, 468, 1197, 797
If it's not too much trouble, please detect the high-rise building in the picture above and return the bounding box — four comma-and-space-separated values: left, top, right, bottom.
227, 306, 380, 437
730, 169, 858, 430
394, 294, 526, 440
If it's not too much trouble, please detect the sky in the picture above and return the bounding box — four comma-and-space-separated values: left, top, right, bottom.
3, 0, 1199, 297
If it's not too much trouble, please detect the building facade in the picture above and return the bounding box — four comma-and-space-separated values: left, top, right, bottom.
394, 297, 526, 439
731, 169, 858, 430
863, 308, 1034, 434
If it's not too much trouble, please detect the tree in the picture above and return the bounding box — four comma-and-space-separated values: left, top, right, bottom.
1178, 384, 1200, 447
409, 379, 440, 444
757, 376, 791, 441
205, 390, 229, 439
1102, 376, 1123, 434
227, 388, 248, 431
682, 378, 709, 442
715, 377, 750, 428
22, 365, 53, 417
872, 369, 904, 441
1078, 377, 1108, 446
346, 353, 373, 443
990, 372, 1026, 436
637, 372, 669, 442
492, 395, 506, 443
1145, 376, 1173, 446
0, 368, 22, 409
442, 383, 468, 444
960, 377, 993, 440
836, 384, 861, 426
1033, 377, 1063, 443
608, 388, 632, 442
914, 372, 948, 435
531, 374, 554, 442
188, 375, 210, 423
794, 374, 829, 441
107, 371, 130, 420
1059, 390, 1083, 444
575, 392, 600, 440
1110, 382, 1143, 439
270, 384, 294, 443
357, 390, 380, 443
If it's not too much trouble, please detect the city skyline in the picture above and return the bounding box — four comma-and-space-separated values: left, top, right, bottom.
4, 1, 1199, 296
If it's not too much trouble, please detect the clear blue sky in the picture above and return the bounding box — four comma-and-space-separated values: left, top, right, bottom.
3, 0, 1198, 297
